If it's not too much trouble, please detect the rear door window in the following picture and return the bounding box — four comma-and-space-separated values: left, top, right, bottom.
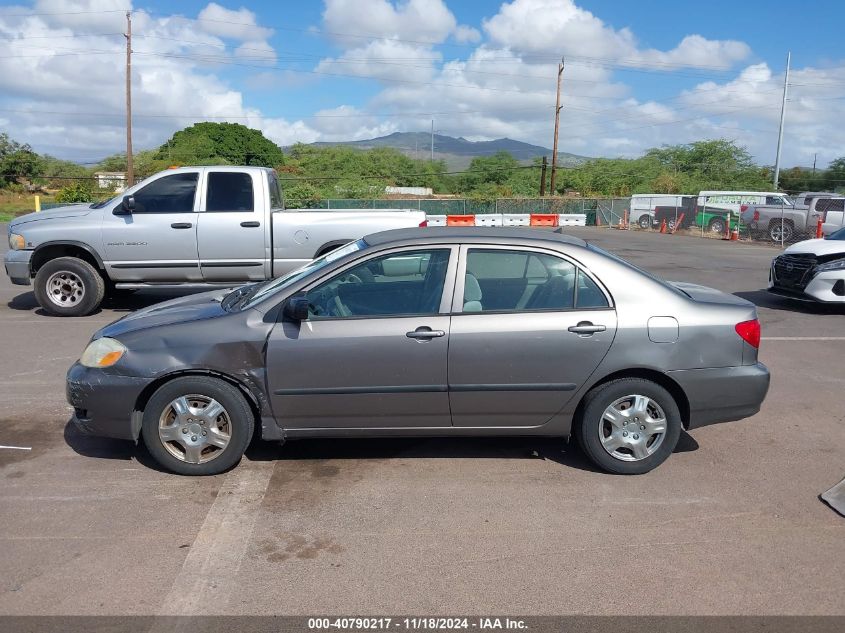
462, 249, 609, 312
206, 172, 255, 212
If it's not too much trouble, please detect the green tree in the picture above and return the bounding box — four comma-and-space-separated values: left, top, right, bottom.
155, 122, 285, 167
55, 182, 95, 203
826, 157, 845, 192
0, 133, 40, 185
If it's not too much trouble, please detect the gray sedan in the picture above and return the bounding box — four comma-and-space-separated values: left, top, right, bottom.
66, 227, 770, 476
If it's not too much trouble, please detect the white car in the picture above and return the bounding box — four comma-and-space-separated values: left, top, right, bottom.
769, 227, 845, 303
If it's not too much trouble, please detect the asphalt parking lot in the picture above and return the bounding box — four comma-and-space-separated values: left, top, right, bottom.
0, 226, 843, 616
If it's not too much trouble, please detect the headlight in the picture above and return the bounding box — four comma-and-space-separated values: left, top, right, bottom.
80, 337, 126, 368
9, 233, 25, 250
815, 258, 845, 272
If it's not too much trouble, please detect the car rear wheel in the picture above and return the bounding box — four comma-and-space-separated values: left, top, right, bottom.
141, 376, 254, 476
637, 214, 651, 229
576, 378, 682, 475
768, 221, 793, 243
33, 256, 105, 317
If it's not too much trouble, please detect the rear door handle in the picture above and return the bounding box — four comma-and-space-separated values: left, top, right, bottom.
170, 222, 192, 229
568, 321, 606, 336
406, 327, 446, 340
240, 221, 260, 227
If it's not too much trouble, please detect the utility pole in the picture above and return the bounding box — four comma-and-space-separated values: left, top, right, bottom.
812, 153, 817, 176
772, 51, 790, 190
549, 57, 564, 195
540, 156, 547, 196
430, 119, 434, 162
124, 11, 134, 187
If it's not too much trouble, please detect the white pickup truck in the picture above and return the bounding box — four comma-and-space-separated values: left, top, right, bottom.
5, 166, 426, 316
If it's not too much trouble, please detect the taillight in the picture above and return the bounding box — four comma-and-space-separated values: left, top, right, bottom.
740, 204, 748, 212
753, 210, 760, 221
735, 319, 760, 348
419, 220, 428, 227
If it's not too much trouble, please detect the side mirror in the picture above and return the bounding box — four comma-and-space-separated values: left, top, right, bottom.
283, 296, 310, 321
115, 195, 135, 215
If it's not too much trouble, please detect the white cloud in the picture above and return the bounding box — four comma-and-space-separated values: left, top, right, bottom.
0, 1, 307, 160
483, 0, 749, 69
196, 2, 273, 41
322, 0, 456, 46
234, 39, 277, 65
453, 24, 481, 44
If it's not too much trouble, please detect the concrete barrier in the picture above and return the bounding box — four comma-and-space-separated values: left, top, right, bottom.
422, 214, 587, 228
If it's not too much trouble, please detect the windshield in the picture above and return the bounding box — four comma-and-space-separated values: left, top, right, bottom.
230, 239, 368, 311
90, 195, 120, 209
827, 227, 845, 240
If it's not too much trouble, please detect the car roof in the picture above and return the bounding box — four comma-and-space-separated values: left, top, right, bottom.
364, 226, 587, 248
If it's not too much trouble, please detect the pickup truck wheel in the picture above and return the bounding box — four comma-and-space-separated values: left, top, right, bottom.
33, 257, 105, 317
576, 378, 682, 475
708, 217, 726, 235
141, 376, 254, 476
768, 221, 793, 243
637, 214, 651, 229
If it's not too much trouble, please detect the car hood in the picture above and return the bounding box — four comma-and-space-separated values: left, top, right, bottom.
668, 281, 754, 307
95, 288, 236, 339
783, 238, 845, 257
10, 204, 95, 226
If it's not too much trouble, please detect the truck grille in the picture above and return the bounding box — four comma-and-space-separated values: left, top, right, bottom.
772, 254, 817, 290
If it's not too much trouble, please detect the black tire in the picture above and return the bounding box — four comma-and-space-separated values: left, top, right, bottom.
576, 378, 682, 475
141, 376, 254, 476
708, 218, 726, 235
637, 214, 651, 229
33, 256, 105, 317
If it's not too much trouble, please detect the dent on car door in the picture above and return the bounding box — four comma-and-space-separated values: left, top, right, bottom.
265, 246, 458, 429
448, 246, 617, 427
101, 172, 202, 281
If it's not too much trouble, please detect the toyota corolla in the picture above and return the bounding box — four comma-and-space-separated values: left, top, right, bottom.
67, 227, 770, 476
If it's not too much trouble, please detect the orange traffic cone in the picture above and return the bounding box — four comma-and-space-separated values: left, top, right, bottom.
730, 227, 739, 241
659, 218, 667, 234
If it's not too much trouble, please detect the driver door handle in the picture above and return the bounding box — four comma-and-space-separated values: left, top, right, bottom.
568, 321, 606, 336
171, 222, 192, 229
406, 327, 446, 340
240, 221, 260, 227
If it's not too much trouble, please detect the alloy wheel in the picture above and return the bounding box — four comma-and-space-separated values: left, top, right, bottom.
598, 394, 667, 462
158, 394, 232, 464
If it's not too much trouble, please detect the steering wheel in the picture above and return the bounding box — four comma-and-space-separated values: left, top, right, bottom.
336, 272, 363, 284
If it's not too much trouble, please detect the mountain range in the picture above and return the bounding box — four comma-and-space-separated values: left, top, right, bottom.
293, 132, 590, 170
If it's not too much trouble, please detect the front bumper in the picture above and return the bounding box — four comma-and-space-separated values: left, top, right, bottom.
4, 249, 33, 285
668, 363, 770, 430
66, 362, 150, 440
768, 265, 845, 303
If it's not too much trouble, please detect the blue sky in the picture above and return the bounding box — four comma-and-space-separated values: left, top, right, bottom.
1, 0, 843, 166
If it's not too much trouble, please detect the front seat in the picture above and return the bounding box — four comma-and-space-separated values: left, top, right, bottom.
463, 273, 483, 312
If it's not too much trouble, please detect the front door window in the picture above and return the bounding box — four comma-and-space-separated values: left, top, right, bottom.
306, 249, 452, 319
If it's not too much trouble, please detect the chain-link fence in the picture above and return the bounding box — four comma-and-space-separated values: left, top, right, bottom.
592, 194, 845, 246
10, 194, 845, 246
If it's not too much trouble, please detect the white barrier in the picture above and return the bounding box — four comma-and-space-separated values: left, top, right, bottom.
424, 213, 587, 227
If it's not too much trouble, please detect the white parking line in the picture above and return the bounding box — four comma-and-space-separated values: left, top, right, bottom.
155, 460, 274, 617
762, 337, 845, 341
0, 445, 32, 450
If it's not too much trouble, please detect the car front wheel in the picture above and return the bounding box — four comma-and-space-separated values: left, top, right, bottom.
33, 256, 105, 316
141, 376, 254, 476
576, 378, 682, 474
